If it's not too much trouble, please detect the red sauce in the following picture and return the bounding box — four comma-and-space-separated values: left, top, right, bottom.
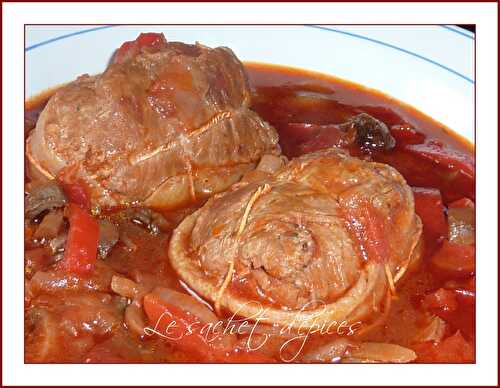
24, 63, 475, 363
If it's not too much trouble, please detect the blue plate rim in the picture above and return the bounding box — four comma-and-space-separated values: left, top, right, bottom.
25, 24, 474, 85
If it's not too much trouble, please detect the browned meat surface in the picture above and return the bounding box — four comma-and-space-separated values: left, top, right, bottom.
26, 34, 280, 210
170, 148, 423, 329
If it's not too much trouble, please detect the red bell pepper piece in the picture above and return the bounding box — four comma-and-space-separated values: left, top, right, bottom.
412, 187, 448, 245
448, 197, 475, 209
340, 199, 389, 263
374, 142, 474, 203
113, 33, 168, 64
143, 293, 274, 363
405, 140, 474, 179
413, 331, 474, 363
430, 240, 475, 278
143, 293, 222, 361
59, 203, 99, 275
390, 124, 426, 146
61, 179, 91, 210
422, 288, 458, 312
278, 123, 352, 157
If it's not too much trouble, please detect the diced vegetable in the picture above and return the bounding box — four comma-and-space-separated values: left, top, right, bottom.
59, 204, 99, 275
430, 241, 475, 278
113, 33, 168, 64
412, 187, 448, 244
143, 291, 227, 361
448, 197, 475, 209
281, 123, 351, 157
281, 113, 395, 157
346, 342, 417, 363
25, 247, 51, 277
124, 303, 148, 337
422, 288, 458, 312
143, 288, 274, 363
412, 331, 474, 363
390, 124, 425, 146
301, 338, 352, 362
340, 113, 395, 152
448, 206, 475, 245
61, 179, 91, 210
430, 279, 476, 339
413, 315, 446, 343
447, 197, 475, 245
111, 275, 142, 299
340, 199, 389, 263
120, 208, 171, 235
374, 143, 474, 203
97, 219, 119, 258
49, 233, 67, 255
405, 141, 474, 179
25, 181, 67, 220
33, 210, 64, 240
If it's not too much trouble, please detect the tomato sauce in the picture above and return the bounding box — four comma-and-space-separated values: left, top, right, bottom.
24, 63, 475, 363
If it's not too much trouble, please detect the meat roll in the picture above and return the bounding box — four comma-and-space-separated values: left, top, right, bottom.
26, 33, 280, 210
169, 148, 423, 330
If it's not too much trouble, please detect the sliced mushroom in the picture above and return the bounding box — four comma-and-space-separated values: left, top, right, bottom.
25, 181, 67, 220
340, 113, 396, 152
120, 208, 170, 235
33, 210, 64, 241
97, 219, 119, 258
49, 232, 67, 255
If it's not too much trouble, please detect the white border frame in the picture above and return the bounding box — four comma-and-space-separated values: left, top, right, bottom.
3, 2, 498, 386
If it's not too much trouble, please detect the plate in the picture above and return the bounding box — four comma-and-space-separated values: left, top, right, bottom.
25, 25, 474, 142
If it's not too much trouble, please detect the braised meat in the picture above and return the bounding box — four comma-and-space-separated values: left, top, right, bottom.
26, 33, 280, 210
169, 148, 423, 329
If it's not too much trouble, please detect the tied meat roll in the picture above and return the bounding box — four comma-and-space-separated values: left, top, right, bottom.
169, 148, 423, 330
26, 33, 280, 210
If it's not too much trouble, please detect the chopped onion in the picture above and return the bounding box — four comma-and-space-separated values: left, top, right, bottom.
346, 342, 417, 363
33, 210, 64, 240
150, 287, 219, 325
448, 207, 475, 245
125, 303, 148, 337
302, 338, 353, 362
110, 275, 142, 299
413, 315, 446, 343
25, 308, 58, 362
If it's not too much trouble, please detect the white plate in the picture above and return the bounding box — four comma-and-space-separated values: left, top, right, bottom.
25, 25, 474, 142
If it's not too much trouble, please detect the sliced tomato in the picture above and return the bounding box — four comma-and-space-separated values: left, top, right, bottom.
413, 331, 474, 363
430, 240, 475, 278
412, 187, 448, 246
59, 203, 99, 275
